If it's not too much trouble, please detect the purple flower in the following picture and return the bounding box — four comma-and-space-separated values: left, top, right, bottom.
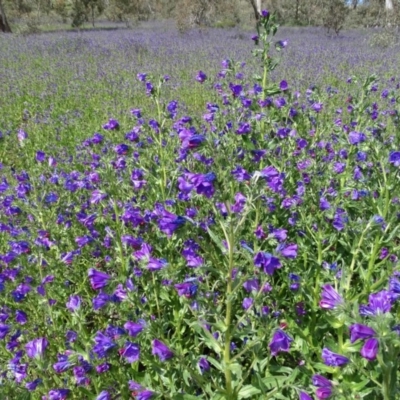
242, 297, 253, 310
119, 342, 140, 363
254, 252, 281, 275
66, 295, 81, 312
15, 310, 27, 325
349, 324, 376, 343
333, 162, 346, 174
368, 290, 392, 315
280, 80, 288, 91
174, 282, 198, 298
349, 131, 366, 145
389, 151, 400, 167
136, 391, 155, 400
276, 40, 288, 48
243, 278, 259, 292
278, 243, 298, 259
269, 329, 293, 356
93, 331, 115, 358
96, 391, 111, 400
25, 378, 42, 391
25, 337, 49, 359
198, 357, 210, 372
261, 9, 269, 17
0, 324, 10, 339
88, 268, 111, 290
322, 348, 349, 367
152, 339, 174, 361
319, 285, 343, 309
102, 118, 119, 130
36, 151, 46, 162
360, 338, 379, 361
236, 122, 251, 135
299, 392, 313, 400
316, 387, 332, 399
196, 71, 207, 83
312, 375, 332, 389
124, 320, 146, 337
17, 129, 28, 142
48, 389, 70, 400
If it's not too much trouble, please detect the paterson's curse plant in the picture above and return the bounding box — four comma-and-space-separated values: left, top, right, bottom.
0, 9, 400, 400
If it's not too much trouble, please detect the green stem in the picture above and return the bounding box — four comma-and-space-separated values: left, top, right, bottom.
223, 224, 235, 399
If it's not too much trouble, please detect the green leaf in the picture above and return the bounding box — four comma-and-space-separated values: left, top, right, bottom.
207, 227, 226, 254
238, 385, 261, 399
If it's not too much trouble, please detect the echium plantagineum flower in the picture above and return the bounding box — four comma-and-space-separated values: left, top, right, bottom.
254, 252, 281, 275
260, 166, 285, 194
92, 331, 115, 358
88, 268, 111, 290
388, 151, 400, 167
187, 172, 217, 198
322, 348, 349, 367
124, 320, 146, 337
319, 284, 343, 309
158, 209, 186, 236
119, 342, 140, 363
312, 374, 333, 399
269, 329, 293, 356
152, 339, 174, 361
196, 71, 207, 83
276, 243, 298, 259
47, 388, 70, 400
359, 290, 392, 316
349, 323, 376, 343
102, 118, 119, 130
25, 337, 49, 359
360, 338, 379, 361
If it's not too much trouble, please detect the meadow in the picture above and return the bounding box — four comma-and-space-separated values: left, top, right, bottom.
0, 17, 400, 400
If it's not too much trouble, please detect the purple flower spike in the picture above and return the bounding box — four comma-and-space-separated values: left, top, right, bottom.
360, 338, 379, 361
88, 268, 111, 290
349, 324, 376, 343
261, 9, 269, 17
319, 285, 343, 309
25, 337, 49, 359
269, 329, 293, 356
152, 339, 174, 361
322, 348, 349, 367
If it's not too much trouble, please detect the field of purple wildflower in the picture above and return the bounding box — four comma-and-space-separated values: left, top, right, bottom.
1, 17, 400, 400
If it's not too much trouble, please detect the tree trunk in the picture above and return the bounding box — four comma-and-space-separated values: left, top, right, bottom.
91, 5, 95, 27
248, 0, 261, 22
352, 0, 358, 10
295, 0, 300, 22
385, 0, 394, 11
0, 0, 12, 33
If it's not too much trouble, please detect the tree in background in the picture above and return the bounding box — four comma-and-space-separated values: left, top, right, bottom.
106, 0, 153, 25
0, 0, 12, 32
